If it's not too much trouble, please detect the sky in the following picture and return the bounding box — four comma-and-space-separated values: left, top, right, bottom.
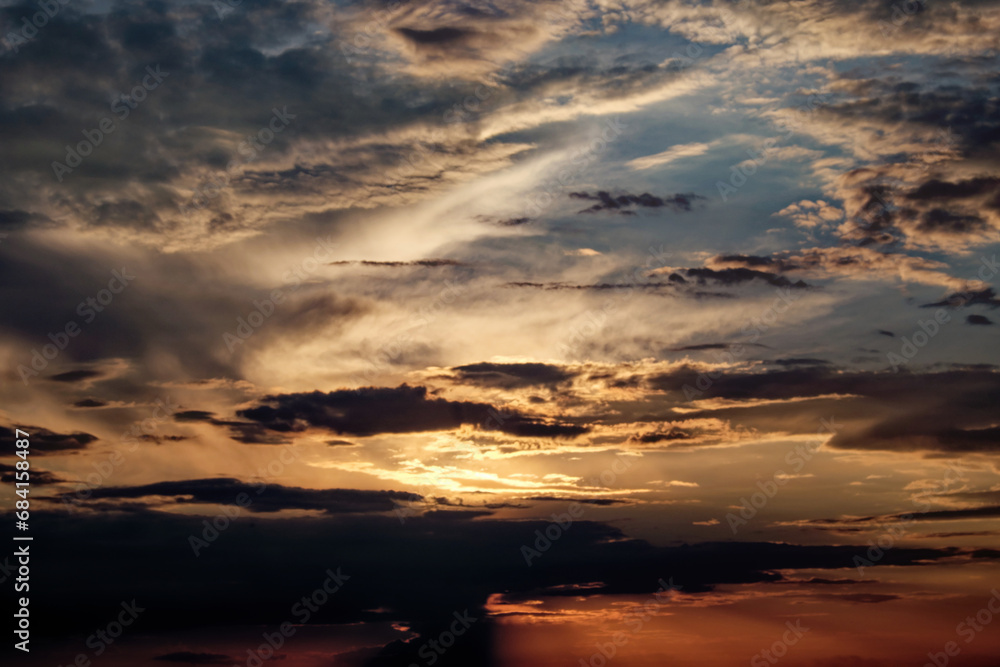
1, 0, 1000, 666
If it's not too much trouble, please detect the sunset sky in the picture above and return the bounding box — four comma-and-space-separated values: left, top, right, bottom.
2, 0, 1000, 665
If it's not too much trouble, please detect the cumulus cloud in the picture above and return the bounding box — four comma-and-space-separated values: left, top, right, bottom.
775, 199, 844, 229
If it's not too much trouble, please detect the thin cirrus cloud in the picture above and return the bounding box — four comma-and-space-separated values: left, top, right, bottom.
626, 142, 711, 170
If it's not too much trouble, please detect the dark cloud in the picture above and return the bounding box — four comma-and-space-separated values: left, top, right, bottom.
628, 428, 693, 445
328, 259, 466, 267
671, 343, 731, 351
153, 652, 234, 665
62, 478, 422, 515
922, 288, 1000, 308
782, 577, 877, 586
505, 276, 769, 301
0, 463, 64, 485
17, 508, 985, 667
711, 254, 794, 271
820, 593, 901, 604
919, 531, 1000, 539
237, 384, 587, 438
807, 659, 912, 667
0, 425, 97, 455
212, 420, 294, 445
474, 214, 532, 226
569, 190, 704, 214
672, 343, 770, 352
0, 208, 53, 231
73, 398, 107, 407
525, 497, 629, 506
174, 410, 216, 422
395, 26, 474, 46
803, 506, 1000, 531
967, 314, 994, 325
836, 423, 1000, 454
946, 490, 1000, 504
888, 505, 1000, 522
708, 247, 965, 290
0, 0, 531, 247
49, 369, 102, 383
0, 246, 369, 389
505, 281, 671, 291
823, 76, 1000, 249
450, 362, 577, 388
645, 366, 1000, 453
916, 208, 988, 234
326, 439, 358, 447
772, 358, 832, 366
140, 434, 191, 444
906, 177, 1000, 202
673, 267, 810, 289
259, 294, 369, 344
